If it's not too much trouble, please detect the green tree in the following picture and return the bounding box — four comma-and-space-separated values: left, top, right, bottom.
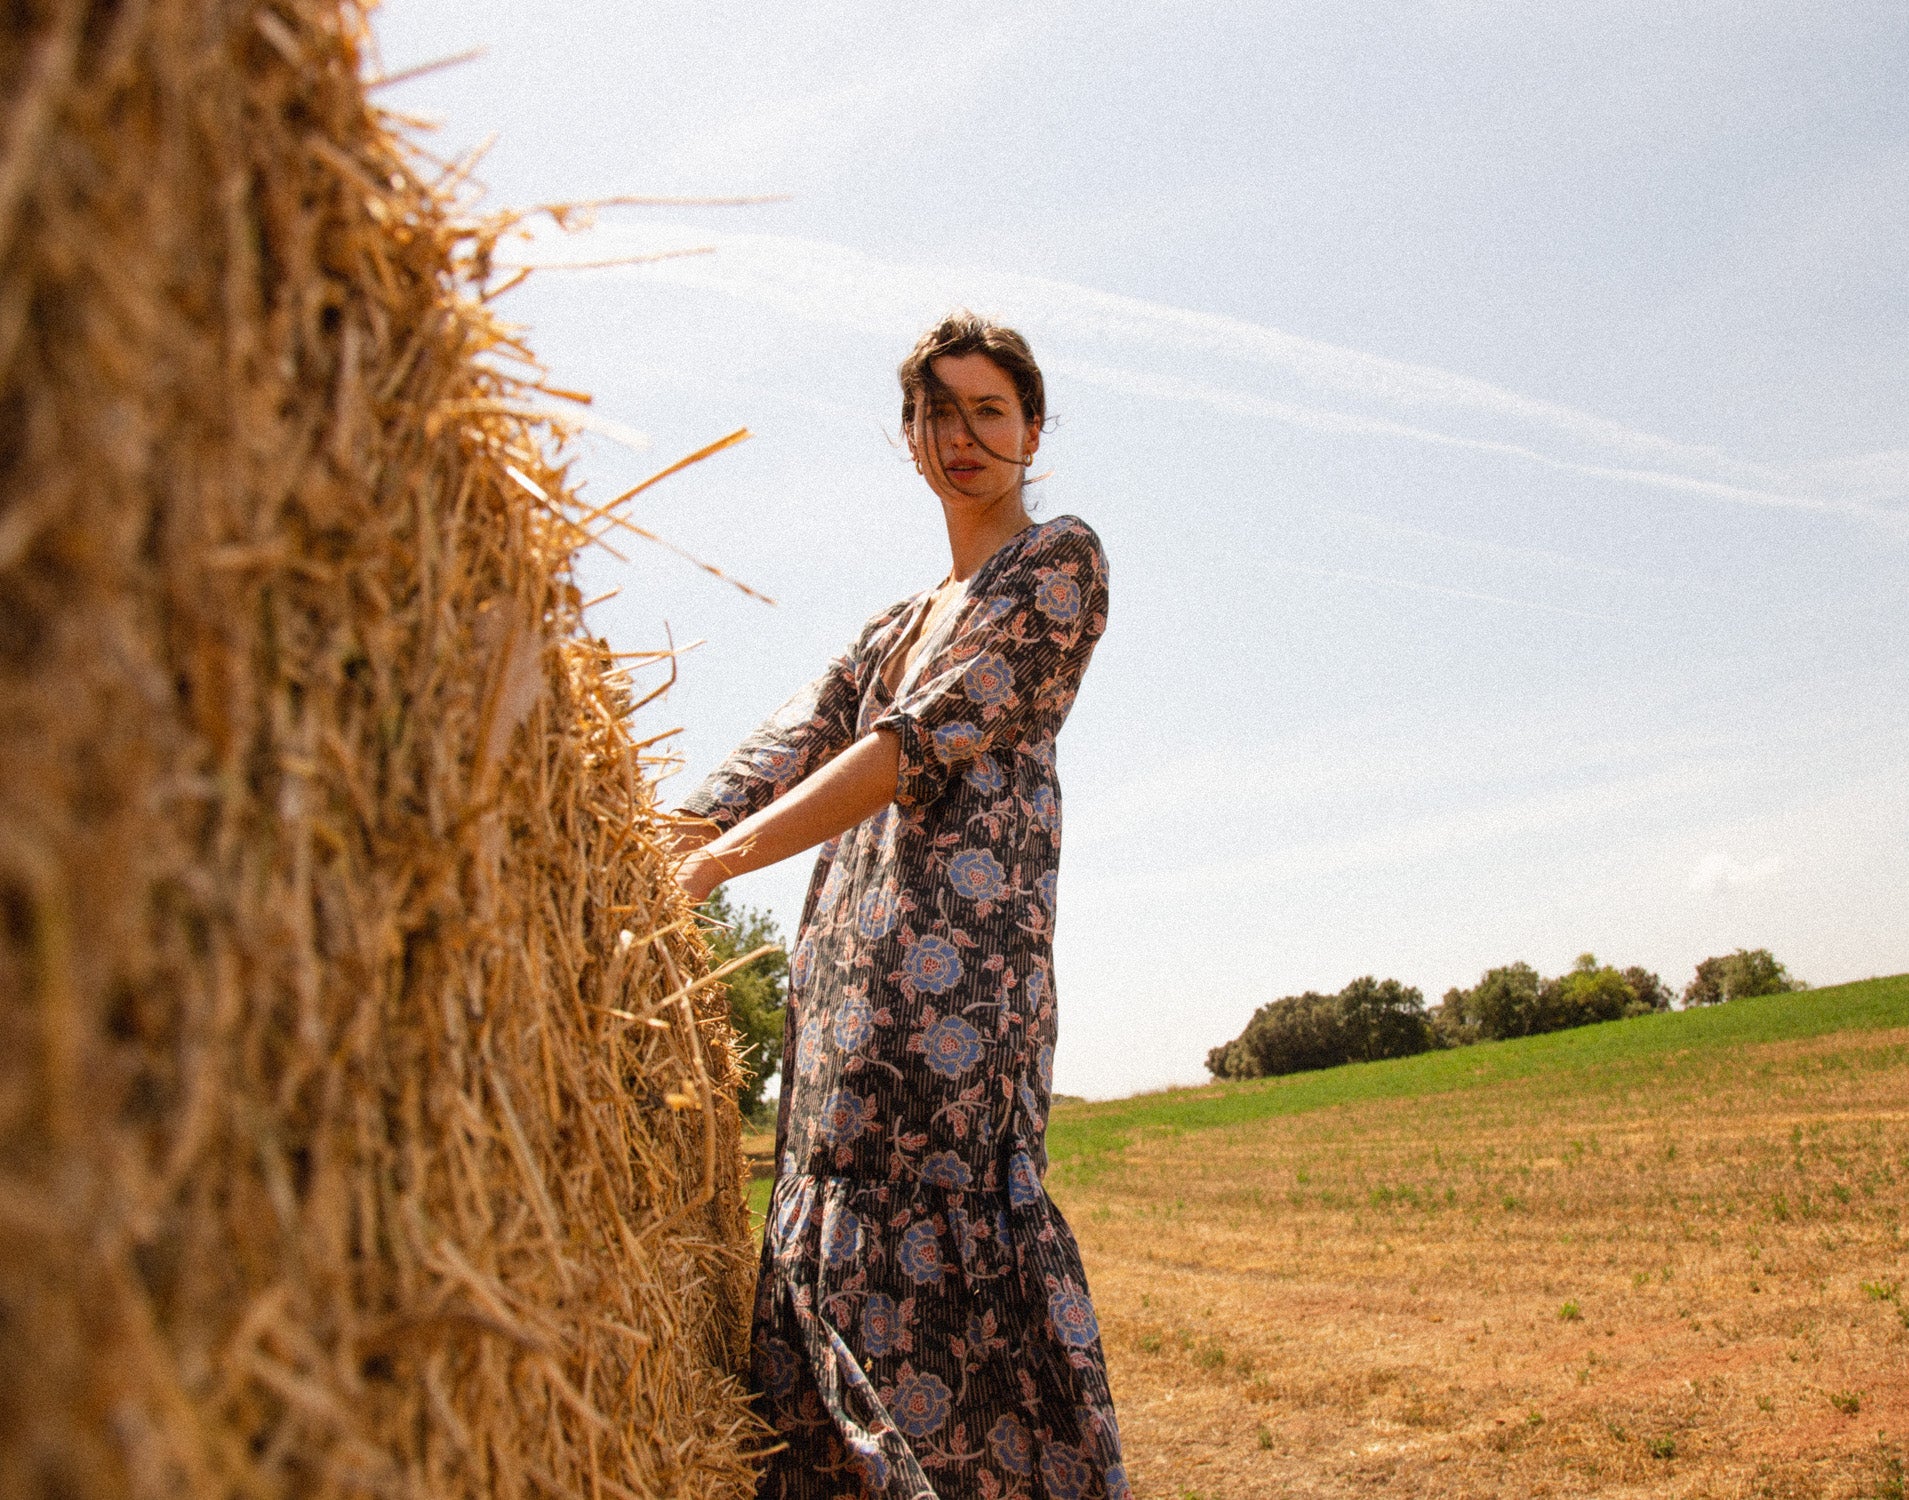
1335, 976, 1433, 1061
1441, 962, 1546, 1041
1205, 1036, 1256, 1080
1683, 948, 1805, 1007
1439, 956, 1665, 1043
1205, 978, 1432, 1080
1205, 990, 1343, 1079
1620, 965, 1674, 1015
1541, 953, 1637, 1030
699, 886, 789, 1120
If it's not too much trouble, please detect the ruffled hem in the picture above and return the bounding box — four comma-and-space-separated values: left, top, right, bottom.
751, 1173, 1127, 1500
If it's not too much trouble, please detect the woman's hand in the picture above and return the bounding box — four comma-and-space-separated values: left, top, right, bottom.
662, 815, 719, 860
673, 730, 901, 904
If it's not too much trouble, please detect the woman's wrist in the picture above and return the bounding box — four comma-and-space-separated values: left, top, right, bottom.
675, 847, 722, 903
670, 732, 898, 905
664, 815, 718, 858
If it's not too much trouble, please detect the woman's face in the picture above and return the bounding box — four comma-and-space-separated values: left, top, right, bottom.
909, 352, 1041, 510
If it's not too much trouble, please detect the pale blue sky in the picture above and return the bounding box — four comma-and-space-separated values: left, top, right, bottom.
373, 1, 1908, 1097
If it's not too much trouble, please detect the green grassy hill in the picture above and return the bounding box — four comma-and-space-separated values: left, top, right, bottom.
744, 974, 1908, 1224
1046, 971, 1909, 1184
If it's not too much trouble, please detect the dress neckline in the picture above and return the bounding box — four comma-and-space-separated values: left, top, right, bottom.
876, 518, 1053, 702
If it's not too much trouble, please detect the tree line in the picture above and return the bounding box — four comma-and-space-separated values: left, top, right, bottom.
1205, 948, 1806, 1082
700, 885, 1814, 1102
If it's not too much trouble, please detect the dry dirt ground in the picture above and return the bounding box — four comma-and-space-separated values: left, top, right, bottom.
1055, 1028, 1909, 1499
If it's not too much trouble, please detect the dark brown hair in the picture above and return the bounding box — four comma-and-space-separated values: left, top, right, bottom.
897, 311, 1048, 470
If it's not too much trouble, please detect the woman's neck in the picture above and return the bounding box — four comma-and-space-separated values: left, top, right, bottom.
942, 491, 1033, 581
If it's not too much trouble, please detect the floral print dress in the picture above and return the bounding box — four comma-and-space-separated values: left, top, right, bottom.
680, 516, 1126, 1500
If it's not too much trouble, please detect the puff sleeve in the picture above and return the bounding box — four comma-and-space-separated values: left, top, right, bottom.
875, 518, 1109, 812
677, 603, 906, 832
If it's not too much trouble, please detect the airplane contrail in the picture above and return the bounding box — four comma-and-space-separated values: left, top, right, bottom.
519, 223, 1897, 529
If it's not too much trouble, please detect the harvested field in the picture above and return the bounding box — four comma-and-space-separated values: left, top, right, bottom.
1050, 976, 1909, 1499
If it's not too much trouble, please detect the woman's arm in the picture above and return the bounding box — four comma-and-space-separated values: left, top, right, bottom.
673, 604, 908, 839
674, 729, 901, 903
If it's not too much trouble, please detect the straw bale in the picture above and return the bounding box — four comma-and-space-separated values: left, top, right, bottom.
0, 1, 763, 1494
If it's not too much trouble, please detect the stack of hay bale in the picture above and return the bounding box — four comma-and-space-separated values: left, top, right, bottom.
0, 1, 760, 1495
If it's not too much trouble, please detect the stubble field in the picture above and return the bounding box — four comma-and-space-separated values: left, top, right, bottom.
1047, 975, 1909, 1499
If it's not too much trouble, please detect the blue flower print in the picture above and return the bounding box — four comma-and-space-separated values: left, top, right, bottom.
1034, 571, 1081, 622
930, 720, 984, 765
920, 1014, 983, 1078
974, 594, 1017, 626
751, 745, 800, 781
919, 1150, 972, 1189
898, 1220, 943, 1285
862, 1293, 899, 1356
816, 1090, 873, 1144
1040, 1443, 1094, 1500
905, 936, 964, 996
1036, 868, 1058, 910
1048, 1284, 1101, 1349
1020, 1082, 1042, 1122
964, 753, 1006, 793
794, 1020, 825, 1080
755, 1335, 800, 1400
891, 1367, 952, 1439
948, 847, 1007, 903
1107, 1461, 1133, 1500
856, 882, 898, 941
1031, 784, 1059, 832
711, 783, 750, 808
1025, 965, 1049, 1011
816, 858, 847, 913
961, 651, 1016, 709
848, 1438, 889, 1491
1008, 1150, 1041, 1207
770, 1189, 811, 1248
833, 993, 873, 1051
950, 1205, 981, 1263
821, 1204, 862, 1269
1039, 1042, 1055, 1093
988, 1413, 1036, 1475
790, 934, 814, 990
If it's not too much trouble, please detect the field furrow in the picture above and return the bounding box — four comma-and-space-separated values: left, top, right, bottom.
1052, 980, 1909, 1498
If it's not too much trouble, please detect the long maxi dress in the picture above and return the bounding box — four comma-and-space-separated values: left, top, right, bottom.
680, 516, 1127, 1500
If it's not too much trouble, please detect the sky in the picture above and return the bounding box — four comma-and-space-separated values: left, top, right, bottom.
370, 1, 1908, 1099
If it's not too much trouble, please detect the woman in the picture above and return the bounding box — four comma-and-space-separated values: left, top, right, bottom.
674, 312, 1126, 1500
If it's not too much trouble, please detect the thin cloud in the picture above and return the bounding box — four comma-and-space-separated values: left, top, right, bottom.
1689, 851, 1782, 895
1133, 761, 1722, 891
1783, 449, 1909, 505
522, 224, 1895, 528
1275, 560, 1624, 624
1056, 360, 1877, 522
1330, 509, 1714, 594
